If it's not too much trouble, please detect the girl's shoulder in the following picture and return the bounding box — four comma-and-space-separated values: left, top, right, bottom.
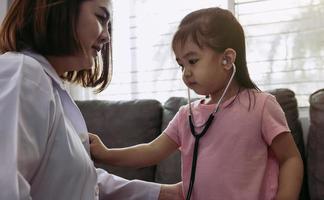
239, 89, 279, 111
244, 88, 275, 101
179, 99, 202, 111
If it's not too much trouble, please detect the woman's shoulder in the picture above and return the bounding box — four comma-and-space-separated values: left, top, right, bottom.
0, 52, 53, 92
1, 52, 47, 79
0, 51, 41, 67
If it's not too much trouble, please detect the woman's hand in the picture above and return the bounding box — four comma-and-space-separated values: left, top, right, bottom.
88, 133, 109, 163
158, 182, 184, 200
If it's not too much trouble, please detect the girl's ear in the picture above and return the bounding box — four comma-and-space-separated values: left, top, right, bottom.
222, 48, 236, 70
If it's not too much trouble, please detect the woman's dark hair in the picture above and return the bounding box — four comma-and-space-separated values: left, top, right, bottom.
0, 0, 112, 92
172, 7, 259, 91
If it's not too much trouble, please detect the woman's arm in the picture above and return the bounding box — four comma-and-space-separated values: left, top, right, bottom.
0, 54, 54, 200
96, 168, 183, 200
271, 132, 304, 200
89, 133, 179, 168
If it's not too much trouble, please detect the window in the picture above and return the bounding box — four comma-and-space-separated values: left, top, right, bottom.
97, 0, 324, 107
0, 0, 9, 23
96, 0, 228, 103
3, 0, 322, 106
235, 0, 324, 107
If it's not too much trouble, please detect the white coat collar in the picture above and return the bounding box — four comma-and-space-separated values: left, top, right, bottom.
22, 50, 90, 152
22, 50, 66, 90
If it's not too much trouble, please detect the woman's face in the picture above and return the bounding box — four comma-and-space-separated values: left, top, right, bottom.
76, 0, 111, 69
46, 0, 111, 75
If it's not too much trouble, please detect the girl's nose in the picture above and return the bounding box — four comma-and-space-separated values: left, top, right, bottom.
183, 67, 192, 77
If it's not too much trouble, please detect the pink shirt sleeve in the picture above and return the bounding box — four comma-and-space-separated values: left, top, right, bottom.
261, 95, 291, 146
163, 106, 187, 147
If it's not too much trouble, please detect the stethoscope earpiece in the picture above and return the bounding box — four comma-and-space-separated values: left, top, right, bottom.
222, 59, 227, 65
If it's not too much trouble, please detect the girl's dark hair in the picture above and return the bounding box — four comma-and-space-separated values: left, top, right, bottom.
0, 0, 112, 92
172, 7, 259, 91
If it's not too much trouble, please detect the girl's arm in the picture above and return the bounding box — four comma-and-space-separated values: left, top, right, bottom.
271, 132, 304, 200
89, 133, 179, 168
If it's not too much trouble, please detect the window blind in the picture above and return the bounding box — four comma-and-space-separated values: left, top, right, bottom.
96, 0, 228, 103
235, 0, 324, 106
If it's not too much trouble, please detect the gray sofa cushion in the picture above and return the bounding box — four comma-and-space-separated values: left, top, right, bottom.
154, 97, 188, 183
308, 89, 324, 200
267, 89, 307, 165
268, 89, 309, 200
76, 99, 163, 182
267, 89, 305, 156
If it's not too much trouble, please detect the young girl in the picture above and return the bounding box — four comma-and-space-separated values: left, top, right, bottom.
89, 7, 303, 200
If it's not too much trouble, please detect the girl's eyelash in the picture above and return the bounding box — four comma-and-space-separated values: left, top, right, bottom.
189, 59, 198, 64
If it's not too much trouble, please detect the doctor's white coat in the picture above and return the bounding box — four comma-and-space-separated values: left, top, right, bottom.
0, 51, 160, 200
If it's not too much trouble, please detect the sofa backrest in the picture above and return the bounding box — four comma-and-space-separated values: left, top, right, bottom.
267, 89, 306, 158
154, 97, 189, 183
268, 89, 309, 200
308, 88, 324, 200
76, 99, 163, 182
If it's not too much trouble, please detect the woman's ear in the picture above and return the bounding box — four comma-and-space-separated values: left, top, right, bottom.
222, 48, 236, 70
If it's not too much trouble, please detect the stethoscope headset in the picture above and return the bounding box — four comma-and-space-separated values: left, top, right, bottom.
185, 60, 237, 200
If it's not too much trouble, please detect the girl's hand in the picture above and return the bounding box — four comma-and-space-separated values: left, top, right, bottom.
88, 133, 109, 163
159, 182, 184, 200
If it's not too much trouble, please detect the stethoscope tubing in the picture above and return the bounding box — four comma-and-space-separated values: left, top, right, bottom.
185, 64, 236, 200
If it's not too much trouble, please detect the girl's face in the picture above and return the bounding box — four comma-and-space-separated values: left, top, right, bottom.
174, 38, 232, 102
75, 0, 111, 69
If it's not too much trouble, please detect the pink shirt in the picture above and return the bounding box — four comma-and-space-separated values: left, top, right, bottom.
164, 89, 290, 200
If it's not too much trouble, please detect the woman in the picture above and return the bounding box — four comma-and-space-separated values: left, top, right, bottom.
0, 0, 182, 199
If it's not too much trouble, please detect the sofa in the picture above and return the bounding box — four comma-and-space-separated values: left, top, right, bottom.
307, 88, 324, 200
76, 88, 312, 200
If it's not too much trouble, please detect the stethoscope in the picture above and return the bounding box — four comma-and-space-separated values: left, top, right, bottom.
185, 63, 236, 200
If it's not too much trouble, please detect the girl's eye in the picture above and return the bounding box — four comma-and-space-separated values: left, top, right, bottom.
188, 59, 198, 65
